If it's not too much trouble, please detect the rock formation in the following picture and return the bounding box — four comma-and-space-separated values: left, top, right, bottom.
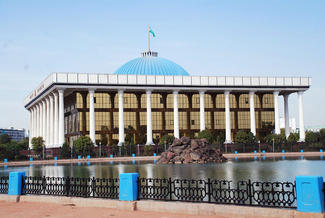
157, 136, 227, 164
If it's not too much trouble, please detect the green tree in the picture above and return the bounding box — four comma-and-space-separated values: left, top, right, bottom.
287, 133, 299, 146
17, 137, 29, 150
32, 137, 44, 155
235, 131, 258, 152
60, 142, 71, 159
100, 125, 109, 146
305, 131, 321, 147
198, 130, 213, 144
265, 133, 287, 151
73, 136, 94, 157
0, 134, 11, 144
318, 128, 325, 145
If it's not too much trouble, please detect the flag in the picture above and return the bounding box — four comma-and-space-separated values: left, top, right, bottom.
149, 27, 155, 37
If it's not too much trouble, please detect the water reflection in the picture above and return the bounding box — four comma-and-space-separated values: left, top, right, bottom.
1, 157, 325, 183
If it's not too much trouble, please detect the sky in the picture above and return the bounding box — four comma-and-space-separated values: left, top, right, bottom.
0, 0, 324, 130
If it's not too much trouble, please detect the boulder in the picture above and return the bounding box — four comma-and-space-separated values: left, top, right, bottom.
157, 137, 227, 164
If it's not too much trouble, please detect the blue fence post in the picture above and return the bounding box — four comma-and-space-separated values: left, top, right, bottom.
282, 149, 285, 153
234, 150, 238, 154
29, 157, 33, 162
110, 154, 113, 158
132, 154, 135, 157
87, 155, 90, 159
119, 173, 139, 201
153, 153, 157, 157
78, 155, 81, 160
296, 176, 324, 213
54, 157, 57, 161
4, 159, 8, 163
8, 171, 25, 195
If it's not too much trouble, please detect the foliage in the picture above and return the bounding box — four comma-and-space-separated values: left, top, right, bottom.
305, 131, 321, 147
0, 140, 27, 161
60, 142, 71, 159
211, 131, 225, 147
100, 126, 109, 146
32, 137, 44, 155
144, 145, 153, 156
265, 133, 287, 149
235, 131, 258, 147
17, 137, 29, 150
319, 128, 325, 145
73, 136, 94, 157
198, 130, 213, 144
0, 134, 11, 144
287, 133, 299, 146
159, 135, 175, 146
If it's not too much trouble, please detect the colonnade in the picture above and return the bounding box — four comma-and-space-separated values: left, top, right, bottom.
29, 89, 306, 149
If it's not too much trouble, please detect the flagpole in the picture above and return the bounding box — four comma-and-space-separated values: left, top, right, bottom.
148, 25, 150, 52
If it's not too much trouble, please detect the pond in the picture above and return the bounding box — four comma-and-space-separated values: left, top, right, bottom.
1, 156, 324, 183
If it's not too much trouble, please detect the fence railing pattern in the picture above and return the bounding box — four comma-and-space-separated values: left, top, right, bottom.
138, 178, 297, 208
23, 176, 119, 199
0, 176, 9, 194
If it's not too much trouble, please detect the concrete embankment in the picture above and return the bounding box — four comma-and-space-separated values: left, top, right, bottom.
0, 195, 323, 218
0, 151, 323, 167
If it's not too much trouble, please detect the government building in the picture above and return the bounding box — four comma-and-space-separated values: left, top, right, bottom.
24, 50, 311, 149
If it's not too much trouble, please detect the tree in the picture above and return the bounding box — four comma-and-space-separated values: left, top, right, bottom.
265, 133, 286, 151
100, 126, 109, 146
0, 134, 11, 144
159, 135, 175, 147
198, 130, 213, 144
32, 137, 44, 155
305, 131, 321, 147
60, 142, 71, 159
235, 131, 258, 152
17, 137, 29, 150
73, 136, 94, 157
318, 128, 325, 145
287, 133, 299, 145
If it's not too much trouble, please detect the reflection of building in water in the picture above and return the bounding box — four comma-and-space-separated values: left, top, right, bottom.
145, 164, 153, 178
116, 164, 125, 175
43, 165, 64, 177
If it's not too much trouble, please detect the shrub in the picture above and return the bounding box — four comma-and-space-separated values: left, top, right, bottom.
198, 130, 213, 144
32, 137, 44, 155
144, 145, 153, 156
73, 136, 94, 157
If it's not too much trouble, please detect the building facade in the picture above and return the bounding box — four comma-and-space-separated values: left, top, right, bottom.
0, 128, 26, 142
24, 51, 311, 148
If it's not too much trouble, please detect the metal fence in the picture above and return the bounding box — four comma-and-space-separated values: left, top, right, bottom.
138, 178, 297, 208
23, 176, 119, 199
0, 176, 9, 194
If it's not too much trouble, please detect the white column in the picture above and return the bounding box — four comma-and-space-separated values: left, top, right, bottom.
199, 90, 205, 131
31, 107, 35, 139
58, 89, 65, 146
39, 102, 43, 139
89, 90, 96, 145
249, 91, 256, 135
29, 109, 33, 149
173, 91, 180, 139
146, 90, 153, 145
273, 91, 280, 134
54, 92, 59, 146
49, 95, 54, 147
284, 94, 290, 138
118, 90, 124, 146
42, 100, 46, 142
298, 91, 305, 142
46, 97, 50, 146
36, 104, 40, 137
224, 91, 232, 143
33, 107, 36, 138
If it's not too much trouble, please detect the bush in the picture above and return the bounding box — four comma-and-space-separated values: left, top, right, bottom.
32, 137, 44, 155
198, 130, 213, 144
73, 136, 94, 157
60, 142, 71, 159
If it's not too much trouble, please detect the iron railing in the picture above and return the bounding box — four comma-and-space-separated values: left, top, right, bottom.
22, 176, 119, 199
138, 178, 297, 208
0, 176, 9, 194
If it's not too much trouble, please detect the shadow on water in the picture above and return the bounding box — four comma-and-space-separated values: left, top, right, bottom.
1, 156, 325, 183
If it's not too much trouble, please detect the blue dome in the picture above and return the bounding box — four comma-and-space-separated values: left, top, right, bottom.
114, 52, 189, 76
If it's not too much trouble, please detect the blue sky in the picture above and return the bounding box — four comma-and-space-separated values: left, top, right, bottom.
0, 0, 324, 130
